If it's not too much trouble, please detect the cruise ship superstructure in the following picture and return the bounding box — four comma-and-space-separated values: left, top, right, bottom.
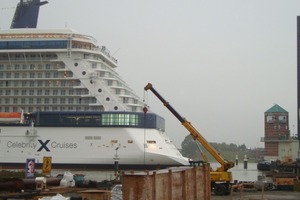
0, 1, 190, 169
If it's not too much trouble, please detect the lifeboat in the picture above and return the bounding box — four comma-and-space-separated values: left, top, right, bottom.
0, 112, 22, 123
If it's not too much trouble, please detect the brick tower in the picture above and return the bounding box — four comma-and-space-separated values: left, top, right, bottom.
264, 104, 289, 161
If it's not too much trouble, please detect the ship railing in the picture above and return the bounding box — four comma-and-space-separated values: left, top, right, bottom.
94, 46, 118, 64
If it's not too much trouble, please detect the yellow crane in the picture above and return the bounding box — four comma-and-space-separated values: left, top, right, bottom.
144, 83, 235, 195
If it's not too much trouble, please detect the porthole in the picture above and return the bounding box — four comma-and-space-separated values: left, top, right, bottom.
114, 106, 118, 110
106, 97, 110, 101
98, 88, 102, 93
74, 63, 78, 67
82, 71, 86, 75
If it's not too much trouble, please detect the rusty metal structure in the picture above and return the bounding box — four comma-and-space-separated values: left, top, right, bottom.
122, 165, 211, 200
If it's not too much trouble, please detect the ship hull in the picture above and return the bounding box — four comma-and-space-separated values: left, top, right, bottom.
0, 126, 189, 170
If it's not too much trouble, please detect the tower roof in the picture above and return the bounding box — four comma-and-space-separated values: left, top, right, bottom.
265, 104, 288, 113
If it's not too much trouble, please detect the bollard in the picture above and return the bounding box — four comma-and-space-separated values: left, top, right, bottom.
243, 155, 248, 169
235, 155, 239, 166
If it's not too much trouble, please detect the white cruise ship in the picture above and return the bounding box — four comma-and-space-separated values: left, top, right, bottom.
0, 0, 189, 169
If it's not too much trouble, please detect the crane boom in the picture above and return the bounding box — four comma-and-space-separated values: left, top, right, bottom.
144, 83, 235, 172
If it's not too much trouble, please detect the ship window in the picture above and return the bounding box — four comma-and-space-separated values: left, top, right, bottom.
106, 97, 110, 101
147, 140, 156, 144
111, 140, 118, 144
98, 88, 102, 93
82, 71, 86, 75
123, 97, 128, 103
60, 98, 65, 104
74, 63, 78, 67
76, 107, 82, 111
101, 113, 138, 126
85, 136, 93, 140
94, 136, 101, 140
114, 106, 118, 110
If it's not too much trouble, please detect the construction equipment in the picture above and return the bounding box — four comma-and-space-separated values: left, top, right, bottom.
144, 83, 235, 195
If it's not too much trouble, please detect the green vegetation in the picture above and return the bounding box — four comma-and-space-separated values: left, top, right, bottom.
180, 135, 258, 163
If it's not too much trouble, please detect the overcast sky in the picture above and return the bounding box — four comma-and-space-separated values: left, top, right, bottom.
1, 0, 299, 149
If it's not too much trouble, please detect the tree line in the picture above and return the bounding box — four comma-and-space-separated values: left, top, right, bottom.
180, 135, 257, 162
